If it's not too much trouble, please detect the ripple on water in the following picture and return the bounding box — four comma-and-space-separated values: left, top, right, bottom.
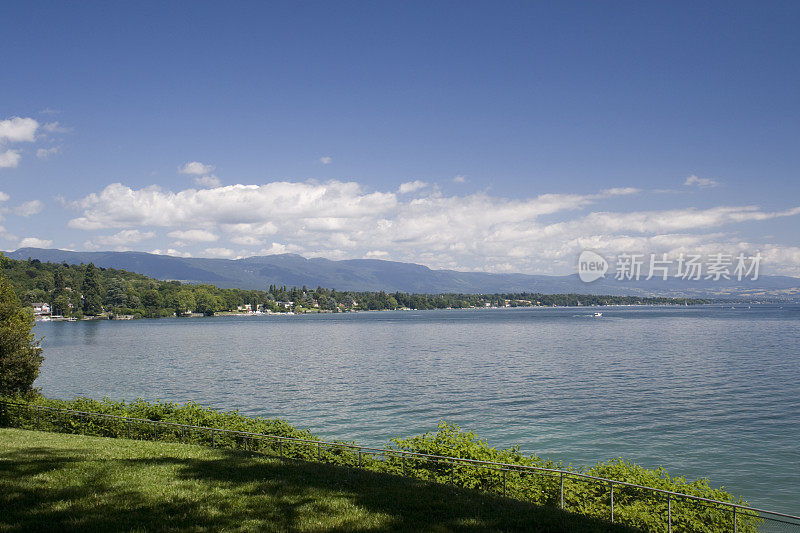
33, 305, 800, 514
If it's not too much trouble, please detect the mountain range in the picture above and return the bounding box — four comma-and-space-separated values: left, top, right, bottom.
6, 247, 800, 300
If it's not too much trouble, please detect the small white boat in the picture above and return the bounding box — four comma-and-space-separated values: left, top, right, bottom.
593, 312, 603, 317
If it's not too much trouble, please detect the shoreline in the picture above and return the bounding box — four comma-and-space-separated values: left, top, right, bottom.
34, 301, 783, 324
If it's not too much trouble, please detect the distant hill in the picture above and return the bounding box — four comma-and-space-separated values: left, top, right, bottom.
7, 247, 800, 299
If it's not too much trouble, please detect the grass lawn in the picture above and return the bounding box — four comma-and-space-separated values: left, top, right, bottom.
0, 428, 636, 532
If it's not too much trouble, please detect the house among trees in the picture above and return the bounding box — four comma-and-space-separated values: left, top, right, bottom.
31, 302, 51, 317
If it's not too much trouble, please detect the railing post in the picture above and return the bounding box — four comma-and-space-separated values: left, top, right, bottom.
317, 442, 321, 462
560, 472, 565, 509
503, 470, 507, 496
610, 482, 614, 523
211, 429, 215, 448
667, 495, 672, 533
36, 406, 40, 430
733, 506, 737, 533
153, 421, 157, 440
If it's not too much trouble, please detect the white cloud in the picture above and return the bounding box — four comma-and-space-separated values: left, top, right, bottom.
453, 175, 466, 184
36, 146, 61, 159
319, 156, 332, 165
69, 181, 397, 229
167, 229, 219, 245
259, 242, 291, 255
0, 116, 49, 169
13, 200, 45, 217
685, 175, 719, 188
398, 180, 428, 194
601, 187, 640, 196
90, 229, 155, 247
179, 161, 215, 175
0, 192, 9, 203
0, 150, 22, 168
150, 248, 192, 257
0, 117, 39, 143
364, 250, 389, 258
194, 174, 220, 188
18, 237, 53, 249
65, 179, 800, 275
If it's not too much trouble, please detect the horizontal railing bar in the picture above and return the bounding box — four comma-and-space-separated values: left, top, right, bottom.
4, 400, 798, 521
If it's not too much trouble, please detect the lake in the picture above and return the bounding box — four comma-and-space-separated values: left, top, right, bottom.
33, 305, 800, 514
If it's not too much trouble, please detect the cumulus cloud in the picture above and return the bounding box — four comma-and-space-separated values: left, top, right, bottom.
0, 117, 39, 143
194, 174, 221, 188
13, 200, 45, 217
398, 180, 429, 194
63, 179, 800, 275
453, 175, 466, 183
0, 117, 44, 169
179, 161, 215, 175
69, 181, 397, 229
319, 156, 332, 165
0, 150, 21, 168
685, 175, 719, 188
18, 237, 53, 248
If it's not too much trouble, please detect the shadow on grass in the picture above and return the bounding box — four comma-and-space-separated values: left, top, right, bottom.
0, 443, 637, 532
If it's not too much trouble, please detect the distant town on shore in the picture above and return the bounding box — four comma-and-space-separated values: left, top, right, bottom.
4, 255, 709, 322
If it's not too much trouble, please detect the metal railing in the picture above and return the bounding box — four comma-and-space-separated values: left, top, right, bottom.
2, 400, 798, 532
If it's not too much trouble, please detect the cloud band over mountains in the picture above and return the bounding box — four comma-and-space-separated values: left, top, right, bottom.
55, 180, 800, 276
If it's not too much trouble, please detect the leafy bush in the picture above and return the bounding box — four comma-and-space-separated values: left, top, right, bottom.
391, 423, 760, 532
1, 400, 760, 532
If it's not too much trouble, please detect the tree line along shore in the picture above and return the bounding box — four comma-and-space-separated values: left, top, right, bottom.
3, 255, 709, 320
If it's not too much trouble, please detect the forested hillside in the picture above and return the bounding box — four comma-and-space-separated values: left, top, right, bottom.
2, 255, 709, 319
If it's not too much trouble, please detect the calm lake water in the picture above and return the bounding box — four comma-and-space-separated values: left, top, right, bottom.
33, 305, 800, 514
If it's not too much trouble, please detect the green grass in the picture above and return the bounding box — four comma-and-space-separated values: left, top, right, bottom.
0, 428, 636, 532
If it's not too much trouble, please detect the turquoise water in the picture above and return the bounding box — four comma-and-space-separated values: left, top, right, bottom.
33, 305, 800, 514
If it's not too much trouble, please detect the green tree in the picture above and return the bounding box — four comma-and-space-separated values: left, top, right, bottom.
141, 289, 163, 317
52, 293, 71, 317
0, 272, 44, 396
105, 278, 128, 309
81, 263, 103, 316
171, 290, 195, 317
194, 289, 219, 316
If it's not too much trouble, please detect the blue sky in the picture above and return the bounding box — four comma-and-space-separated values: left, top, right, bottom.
2, 1, 799, 275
